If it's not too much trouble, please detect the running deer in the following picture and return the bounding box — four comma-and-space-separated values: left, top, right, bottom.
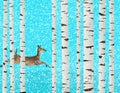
0, 45, 50, 68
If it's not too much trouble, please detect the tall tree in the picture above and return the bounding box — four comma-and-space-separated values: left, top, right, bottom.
20, 0, 26, 92
2, 0, 8, 93
83, 0, 94, 92
109, 0, 114, 92
98, 0, 106, 92
76, 0, 80, 93
9, 0, 15, 92
52, 0, 57, 92
61, 0, 70, 92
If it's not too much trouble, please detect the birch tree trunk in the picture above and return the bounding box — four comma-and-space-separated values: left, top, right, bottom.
52, 0, 56, 92
9, 0, 15, 92
20, 0, 26, 92
109, 0, 114, 92
76, 0, 80, 93
98, 0, 106, 92
61, 0, 70, 92
2, 0, 8, 93
83, 0, 94, 92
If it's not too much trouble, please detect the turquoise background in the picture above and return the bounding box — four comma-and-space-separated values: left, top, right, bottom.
0, 0, 119, 93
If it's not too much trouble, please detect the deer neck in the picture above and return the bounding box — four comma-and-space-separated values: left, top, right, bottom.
37, 50, 41, 59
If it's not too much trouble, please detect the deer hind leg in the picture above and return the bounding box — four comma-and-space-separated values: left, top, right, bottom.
36, 61, 51, 68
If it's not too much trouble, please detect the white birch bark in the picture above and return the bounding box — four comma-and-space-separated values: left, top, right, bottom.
52, 0, 56, 92
83, 0, 94, 92
109, 0, 114, 92
76, 0, 80, 93
20, 0, 26, 92
61, 0, 70, 92
9, 0, 15, 92
2, 0, 8, 93
98, 0, 106, 93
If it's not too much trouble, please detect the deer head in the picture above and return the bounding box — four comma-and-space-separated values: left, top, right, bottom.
38, 45, 46, 53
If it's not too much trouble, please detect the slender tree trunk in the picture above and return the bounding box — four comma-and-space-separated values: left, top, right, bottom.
109, 0, 114, 92
2, 0, 8, 93
9, 0, 15, 92
83, 0, 94, 92
61, 0, 70, 92
76, 0, 80, 93
98, 0, 106, 93
52, 0, 56, 92
20, 0, 26, 92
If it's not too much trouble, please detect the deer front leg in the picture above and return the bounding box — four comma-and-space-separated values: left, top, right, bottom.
36, 61, 51, 68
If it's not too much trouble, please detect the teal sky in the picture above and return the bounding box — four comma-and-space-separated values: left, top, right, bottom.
0, 0, 120, 93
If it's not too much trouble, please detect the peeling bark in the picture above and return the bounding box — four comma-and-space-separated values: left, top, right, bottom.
2, 0, 8, 93
83, 0, 94, 93
76, 0, 80, 93
20, 0, 26, 92
98, 0, 106, 93
9, 0, 15, 92
109, 0, 114, 92
52, 0, 57, 92
61, 0, 70, 92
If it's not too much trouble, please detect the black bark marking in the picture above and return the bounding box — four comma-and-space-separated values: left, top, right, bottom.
112, 44, 114, 46
61, 24, 67, 26
77, 51, 80, 53
86, 69, 94, 72
20, 50, 23, 52
52, 86, 54, 88
4, 48, 7, 50
100, 63, 105, 66
100, 41, 105, 43
111, 74, 114, 76
77, 74, 80, 77
84, 88, 93, 91
89, 30, 93, 32
86, 46, 93, 48
99, 56, 102, 58
84, 60, 89, 62
4, 71, 7, 73
90, 53, 94, 55
52, 27, 55, 30
20, 14, 23, 16
20, 73, 25, 74
62, 83, 66, 85
62, 46, 67, 49
110, 12, 112, 14
11, 42, 14, 44
101, 80, 105, 81
20, 92, 26, 93
65, 38, 69, 41
99, 13, 105, 16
